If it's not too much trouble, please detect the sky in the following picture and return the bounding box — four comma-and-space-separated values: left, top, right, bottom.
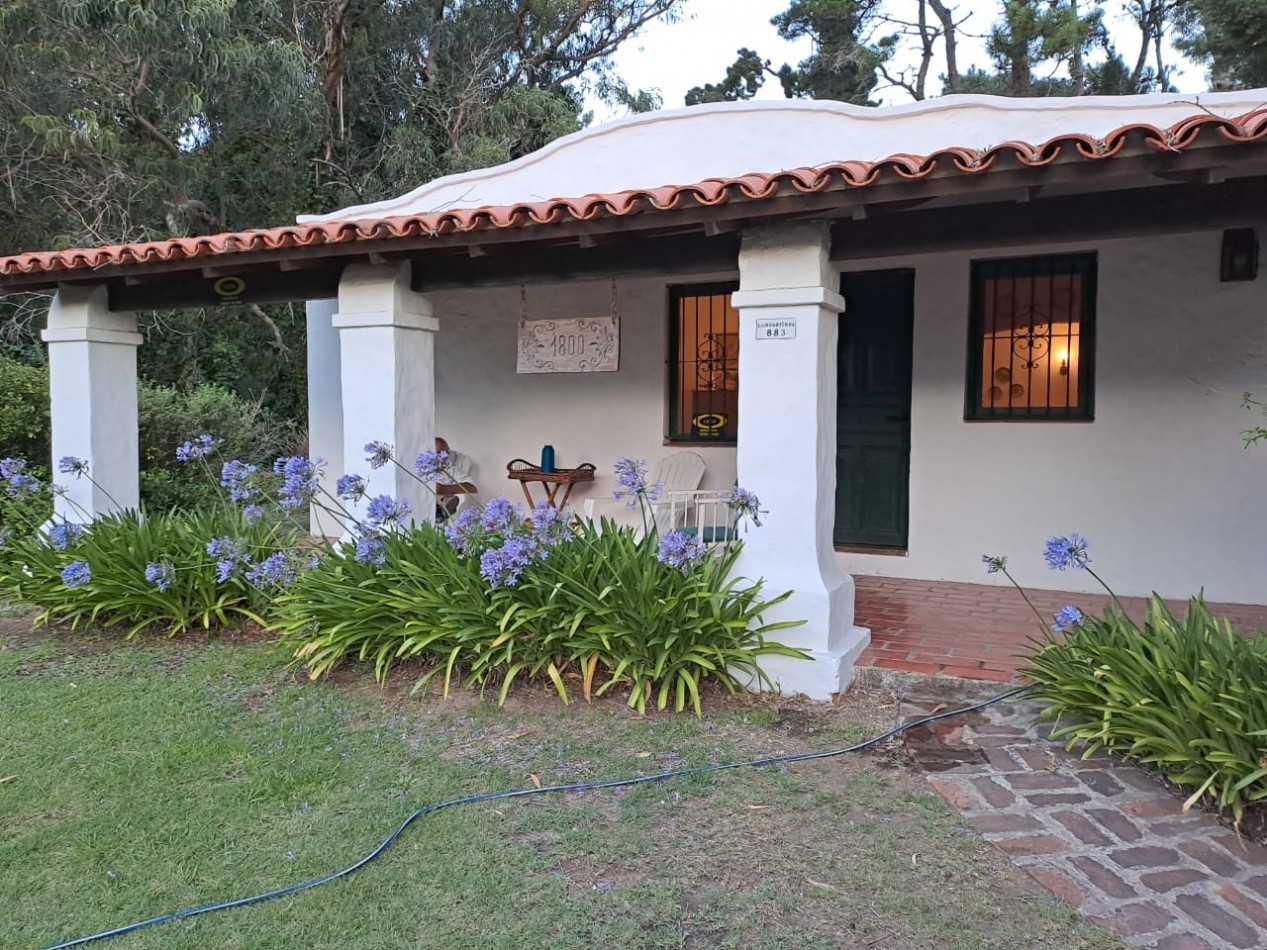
594, 0, 1205, 121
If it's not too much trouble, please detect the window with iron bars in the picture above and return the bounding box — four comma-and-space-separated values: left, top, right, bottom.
966, 253, 1097, 421
667, 282, 740, 442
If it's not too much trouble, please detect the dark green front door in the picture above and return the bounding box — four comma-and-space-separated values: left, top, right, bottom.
834, 269, 915, 549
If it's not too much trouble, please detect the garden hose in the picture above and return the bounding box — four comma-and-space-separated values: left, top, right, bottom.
39, 684, 1034, 950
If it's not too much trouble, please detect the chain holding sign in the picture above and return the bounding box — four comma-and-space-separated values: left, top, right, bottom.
516, 281, 620, 374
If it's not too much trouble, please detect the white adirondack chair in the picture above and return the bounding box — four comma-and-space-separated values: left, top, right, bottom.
647, 451, 707, 533
582, 451, 707, 537
649, 488, 738, 546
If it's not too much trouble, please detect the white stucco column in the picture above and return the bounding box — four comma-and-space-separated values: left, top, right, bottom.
306, 298, 344, 537
333, 262, 436, 528
731, 222, 869, 699
40, 284, 142, 522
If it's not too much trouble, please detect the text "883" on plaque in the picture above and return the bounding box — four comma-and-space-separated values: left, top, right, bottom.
755, 317, 796, 340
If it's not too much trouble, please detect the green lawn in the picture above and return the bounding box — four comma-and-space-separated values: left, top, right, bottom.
1, 624, 1124, 950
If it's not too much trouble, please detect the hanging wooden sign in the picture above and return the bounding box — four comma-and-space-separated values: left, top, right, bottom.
515, 281, 620, 374
516, 316, 620, 374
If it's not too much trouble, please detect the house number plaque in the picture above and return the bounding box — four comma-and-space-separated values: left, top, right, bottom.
755, 317, 796, 340
516, 316, 620, 374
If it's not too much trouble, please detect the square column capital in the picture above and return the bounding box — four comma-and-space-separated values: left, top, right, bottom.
730, 286, 845, 313
738, 221, 836, 293
41, 284, 142, 346
336, 261, 436, 329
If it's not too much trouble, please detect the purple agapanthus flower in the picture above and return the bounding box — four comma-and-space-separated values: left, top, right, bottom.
220, 460, 258, 502
612, 457, 662, 508
336, 473, 367, 503
657, 532, 706, 572
48, 522, 83, 551
478, 536, 541, 588
145, 562, 176, 592
727, 487, 764, 527
364, 441, 394, 469
176, 434, 216, 462
274, 456, 323, 510
61, 560, 91, 589
981, 554, 1008, 574
243, 504, 265, 524
57, 456, 89, 477
365, 494, 411, 528
245, 552, 296, 589
1051, 605, 1085, 633
1044, 534, 1091, 571
479, 497, 521, 534
443, 504, 483, 555
414, 449, 450, 482
5, 473, 40, 498
207, 536, 248, 582
354, 534, 386, 567
2, 459, 41, 499
530, 502, 573, 546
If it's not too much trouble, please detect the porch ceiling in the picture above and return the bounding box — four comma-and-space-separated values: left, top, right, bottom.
0, 104, 1264, 305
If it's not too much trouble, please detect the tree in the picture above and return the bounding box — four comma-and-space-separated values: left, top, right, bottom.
685, 48, 771, 105
772, 0, 887, 104
873, 0, 970, 101
979, 0, 1103, 97
0, 0, 683, 420
685, 0, 886, 108
1173, 0, 1267, 89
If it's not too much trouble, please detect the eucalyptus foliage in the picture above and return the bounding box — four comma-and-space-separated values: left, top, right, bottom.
274, 519, 805, 715
0, 0, 682, 416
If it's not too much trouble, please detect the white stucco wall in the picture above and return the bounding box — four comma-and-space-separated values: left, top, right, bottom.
311, 229, 1264, 606
837, 230, 1267, 605
424, 276, 739, 518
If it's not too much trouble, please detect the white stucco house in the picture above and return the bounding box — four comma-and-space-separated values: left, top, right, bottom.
2, 91, 1265, 699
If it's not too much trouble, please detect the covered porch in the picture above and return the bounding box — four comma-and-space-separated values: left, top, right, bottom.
3, 93, 1267, 700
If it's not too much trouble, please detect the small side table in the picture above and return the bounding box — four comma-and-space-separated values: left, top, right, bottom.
506, 459, 595, 510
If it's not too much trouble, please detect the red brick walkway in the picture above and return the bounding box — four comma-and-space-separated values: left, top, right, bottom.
898, 685, 1267, 949
855, 576, 1267, 684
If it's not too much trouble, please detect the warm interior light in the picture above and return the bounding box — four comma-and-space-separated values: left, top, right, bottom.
1056, 348, 1069, 375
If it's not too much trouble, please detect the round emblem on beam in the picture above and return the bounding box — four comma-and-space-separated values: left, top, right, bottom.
212, 276, 246, 299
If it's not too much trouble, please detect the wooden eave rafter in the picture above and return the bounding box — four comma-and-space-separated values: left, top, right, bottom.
830, 175, 1267, 260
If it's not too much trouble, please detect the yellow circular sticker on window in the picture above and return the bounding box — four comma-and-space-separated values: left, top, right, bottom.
692, 412, 728, 436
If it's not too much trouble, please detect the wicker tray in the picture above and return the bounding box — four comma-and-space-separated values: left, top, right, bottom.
505, 459, 596, 485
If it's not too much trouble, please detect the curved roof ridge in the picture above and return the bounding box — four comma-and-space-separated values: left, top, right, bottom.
300, 90, 1267, 224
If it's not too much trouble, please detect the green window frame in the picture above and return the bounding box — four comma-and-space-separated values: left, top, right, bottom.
965, 252, 1097, 421
666, 282, 740, 443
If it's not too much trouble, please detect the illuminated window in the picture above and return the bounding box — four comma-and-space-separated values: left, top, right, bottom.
667, 283, 739, 442
966, 253, 1096, 421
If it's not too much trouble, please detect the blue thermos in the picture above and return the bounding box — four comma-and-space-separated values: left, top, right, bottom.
540, 444, 555, 473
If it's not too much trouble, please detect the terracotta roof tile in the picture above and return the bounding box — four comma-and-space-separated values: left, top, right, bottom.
2, 108, 1265, 282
